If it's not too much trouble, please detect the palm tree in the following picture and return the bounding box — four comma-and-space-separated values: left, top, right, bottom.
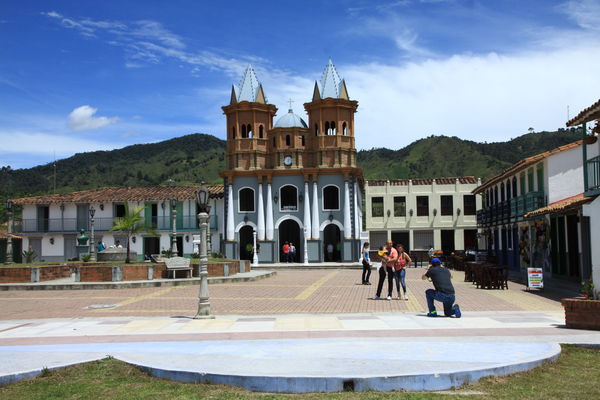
109, 204, 157, 263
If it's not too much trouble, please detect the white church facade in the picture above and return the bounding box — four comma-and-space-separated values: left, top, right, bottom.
220, 61, 364, 263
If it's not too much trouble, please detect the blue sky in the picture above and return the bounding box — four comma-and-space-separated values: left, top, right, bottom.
1, 0, 599, 169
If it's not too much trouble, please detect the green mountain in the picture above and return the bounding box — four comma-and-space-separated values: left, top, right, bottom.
0, 128, 584, 221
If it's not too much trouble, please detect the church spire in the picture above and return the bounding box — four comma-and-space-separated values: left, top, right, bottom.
234, 65, 266, 103
317, 59, 348, 100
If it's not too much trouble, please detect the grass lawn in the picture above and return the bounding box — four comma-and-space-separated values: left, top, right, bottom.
1, 345, 598, 399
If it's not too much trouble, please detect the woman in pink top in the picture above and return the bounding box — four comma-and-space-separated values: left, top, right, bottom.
372, 240, 398, 300
393, 244, 412, 300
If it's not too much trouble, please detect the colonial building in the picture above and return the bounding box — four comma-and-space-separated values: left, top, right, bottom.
8, 185, 224, 262
473, 138, 598, 281
220, 61, 364, 262
364, 177, 481, 255
566, 99, 600, 296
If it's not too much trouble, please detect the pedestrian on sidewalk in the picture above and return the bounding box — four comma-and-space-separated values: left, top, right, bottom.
361, 242, 372, 285
393, 244, 411, 300
282, 242, 290, 263
373, 240, 397, 300
421, 258, 461, 318
289, 242, 296, 263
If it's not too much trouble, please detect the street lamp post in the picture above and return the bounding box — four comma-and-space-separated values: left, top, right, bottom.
194, 183, 213, 319
89, 206, 96, 261
252, 229, 259, 266
170, 198, 178, 256
303, 226, 309, 266
5, 199, 13, 264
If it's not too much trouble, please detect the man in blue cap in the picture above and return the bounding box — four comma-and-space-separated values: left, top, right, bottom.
422, 258, 461, 318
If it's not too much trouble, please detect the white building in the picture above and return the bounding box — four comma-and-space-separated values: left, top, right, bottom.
364, 177, 482, 255
566, 99, 600, 297
11, 185, 224, 262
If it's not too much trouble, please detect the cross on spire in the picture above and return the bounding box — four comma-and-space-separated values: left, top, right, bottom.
288, 98, 294, 112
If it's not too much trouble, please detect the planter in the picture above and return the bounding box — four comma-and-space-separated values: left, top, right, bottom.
562, 297, 600, 330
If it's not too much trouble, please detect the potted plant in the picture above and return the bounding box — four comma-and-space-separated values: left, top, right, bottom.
562, 278, 600, 330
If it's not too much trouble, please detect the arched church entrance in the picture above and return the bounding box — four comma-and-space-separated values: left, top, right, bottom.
278, 219, 301, 262
239, 225, 254, 261
323, 224, 341, 262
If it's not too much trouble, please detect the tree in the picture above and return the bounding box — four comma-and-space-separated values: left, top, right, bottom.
109, 204, 157, 263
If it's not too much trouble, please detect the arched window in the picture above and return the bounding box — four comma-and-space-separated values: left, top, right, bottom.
247, 124, 253, 138
285, 135, 291, 146
301, 135, 305, 146
280, 185, 297, 211
331, 121, 336, 135
272, 137, 276, 147
512, 177, 517, 196
506, 179, 511, 200
241, 125, 247, 138
500, 182, 505, 202
323, 185, 340, 210
325, 121, 330, 135
342, 122, 347, 136
239, 188, 255, 212
259, 125, 264, 138
232, 126, 236, 138
494, 186, 498, 204
315, 123, 319, 136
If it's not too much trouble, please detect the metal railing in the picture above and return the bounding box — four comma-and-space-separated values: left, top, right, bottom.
14, 215, 215, 233
476, 191, 546, 227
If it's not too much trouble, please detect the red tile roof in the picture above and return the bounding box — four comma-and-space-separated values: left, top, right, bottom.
473, 140, 583, 194
367, 176, 478, 186
12, 185, 224, 205
567, 98, 600, 126
524, 193, 596, 218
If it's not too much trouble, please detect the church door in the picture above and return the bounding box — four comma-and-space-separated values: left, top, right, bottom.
323, 224, 341, 262
239, 225, 254, 261
278, 219, 301, 262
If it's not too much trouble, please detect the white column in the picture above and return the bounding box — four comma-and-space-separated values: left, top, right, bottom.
311, 181, 320, 239
303, 181, 311, 239
343, 180, 352, 239
226, 183, 235, 241
266, 183, 274, 240
257, 182, 265, 240
353, 181, 359, 239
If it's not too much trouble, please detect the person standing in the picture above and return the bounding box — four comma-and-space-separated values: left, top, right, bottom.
282, 242, 290, 263
421, 258, 461, 317
372, 240, 397, 300
428, 244, 435, 260
289, 242, 296, 263
361, 242, 372, 285
326, 243, 334, 261
393, 244, 412, 300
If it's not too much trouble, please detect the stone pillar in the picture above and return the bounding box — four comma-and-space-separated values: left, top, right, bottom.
344, 180, 352, 239
257, 181, 265, 240
226, 182, 235, 241
266, 183, 274, 240
303, 181, 311, 239
311, 180, 320, 239
353, 181, 360, 239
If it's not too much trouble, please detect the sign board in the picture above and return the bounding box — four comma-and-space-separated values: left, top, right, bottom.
527, 267, 544, 289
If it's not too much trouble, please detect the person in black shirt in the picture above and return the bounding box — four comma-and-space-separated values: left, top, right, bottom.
422, 258, 461, 318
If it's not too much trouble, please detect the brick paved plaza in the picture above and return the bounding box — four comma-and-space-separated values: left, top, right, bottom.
0, 268, 565, 320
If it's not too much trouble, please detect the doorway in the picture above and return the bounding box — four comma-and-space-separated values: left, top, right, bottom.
28, 238, 42, 262
64, 235, 77, 261
239, 225, 254, 261
391, 231, 410, 252
323, 224, 341, 262
566, 215, 580, 278
441, 230, 455, 255
144, 237, 160, 258
278, 219, 301, 262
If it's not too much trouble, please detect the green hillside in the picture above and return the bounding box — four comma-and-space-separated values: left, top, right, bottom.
0, 128, 584, 222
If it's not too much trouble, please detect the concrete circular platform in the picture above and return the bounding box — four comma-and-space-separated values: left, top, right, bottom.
0, 339, 560, 392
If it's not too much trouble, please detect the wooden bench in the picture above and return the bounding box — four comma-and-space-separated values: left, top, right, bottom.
165, 257, 192, 279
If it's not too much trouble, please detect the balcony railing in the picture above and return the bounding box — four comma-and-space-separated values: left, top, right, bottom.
14, 215, 216, 233
586, 155, 600, 194
476, 191, 546, 227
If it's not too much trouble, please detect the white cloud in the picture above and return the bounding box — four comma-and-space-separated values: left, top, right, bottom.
560, 0, 600, 30
68, 105, 119, 131
0, 131, 115, 156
